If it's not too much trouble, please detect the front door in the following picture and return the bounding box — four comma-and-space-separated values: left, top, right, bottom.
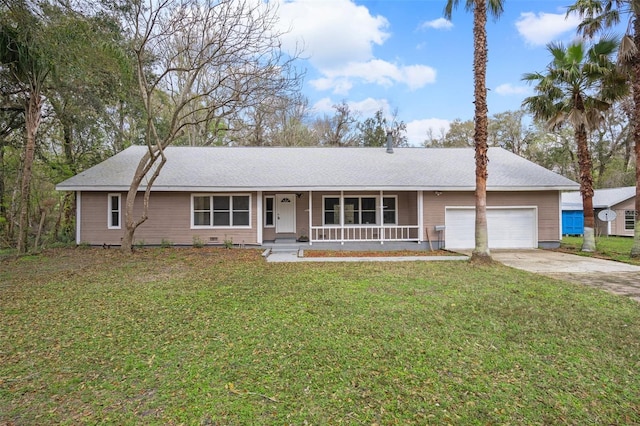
276, 194, 296, 233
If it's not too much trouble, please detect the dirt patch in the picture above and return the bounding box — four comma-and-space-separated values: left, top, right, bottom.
303, 249, 455, 258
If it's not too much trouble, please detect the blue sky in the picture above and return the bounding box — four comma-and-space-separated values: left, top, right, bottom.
274, 0, 591, 145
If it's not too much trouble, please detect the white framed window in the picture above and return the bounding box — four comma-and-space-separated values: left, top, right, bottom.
323, 196, 341, 225
625, 210, 636, 230
264, 196, 275, 227
108, 193, 121, 229
322, 195, 398, 226
192, 194, 251, 228
382, 196, 397, 225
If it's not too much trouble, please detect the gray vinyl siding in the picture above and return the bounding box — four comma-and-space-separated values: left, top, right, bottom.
80, 191, 259, 246
422, 191, 560, 245
610, 198, 635, 237
79, 189, 562, 247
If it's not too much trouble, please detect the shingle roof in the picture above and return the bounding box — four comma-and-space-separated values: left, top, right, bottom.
56, 145, 579, 192
562, 186, 635, 210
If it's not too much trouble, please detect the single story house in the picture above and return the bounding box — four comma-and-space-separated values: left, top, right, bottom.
561, 186, 636, 237
56, 145, 579, 250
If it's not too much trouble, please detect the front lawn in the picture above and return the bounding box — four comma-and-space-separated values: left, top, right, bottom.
560, 235, 640, 265
1, 248, 639, 424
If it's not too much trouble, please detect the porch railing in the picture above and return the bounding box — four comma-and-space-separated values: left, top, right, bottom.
310, 225, 420, 243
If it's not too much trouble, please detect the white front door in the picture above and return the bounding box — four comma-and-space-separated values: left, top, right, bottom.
276, 194, 296, 233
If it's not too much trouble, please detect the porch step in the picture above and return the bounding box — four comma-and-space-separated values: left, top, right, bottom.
270, 245, 300, 253
275, 237, 297, 244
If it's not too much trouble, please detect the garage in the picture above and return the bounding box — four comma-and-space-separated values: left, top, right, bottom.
444, 207, 538, 249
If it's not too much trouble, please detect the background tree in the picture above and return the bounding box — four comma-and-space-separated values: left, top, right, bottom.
311, 101, 359, 147
567, 0, 640, 256
357, 108, 407, 147
522, 38, 627, 252
0, 1, 50, 252
424, 118, 474, 147
445, 0, 505, 262
116, 0, 302, 252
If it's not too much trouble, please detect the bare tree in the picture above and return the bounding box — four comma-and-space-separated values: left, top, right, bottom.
118, 0, 301, 252
312, 101, 359, 147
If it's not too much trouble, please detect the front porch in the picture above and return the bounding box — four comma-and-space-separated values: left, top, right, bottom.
262, 190, 428, 246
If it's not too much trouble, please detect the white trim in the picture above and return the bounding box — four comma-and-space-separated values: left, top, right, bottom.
308, 190, 313, 246
190, 193, 252, 229
263, 195, 275, 228
558, 191, 562, 241
418, 190, 424, 243
56, 185, 580, 193
107, 193, 121, 230
257, 191, 263, 244
76, 191, 81, 245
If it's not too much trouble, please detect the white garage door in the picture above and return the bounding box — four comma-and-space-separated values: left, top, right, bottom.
445, 207, 537, 249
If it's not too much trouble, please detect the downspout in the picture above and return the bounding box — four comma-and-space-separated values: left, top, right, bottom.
76, 191, 81, 245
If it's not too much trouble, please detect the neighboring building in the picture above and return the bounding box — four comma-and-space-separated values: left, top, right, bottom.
561, 186, 636, 237
56, 145, 579, 250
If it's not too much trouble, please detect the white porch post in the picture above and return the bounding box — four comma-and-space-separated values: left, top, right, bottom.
308, 190, 313, 245
379, 190, 384, 244
76, 191, 81, 245
257, 191, 263, 244
340, 190, 344, 244
418, 190, 424, 244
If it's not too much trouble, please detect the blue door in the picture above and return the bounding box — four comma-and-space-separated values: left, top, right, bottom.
562, 210, 584, 235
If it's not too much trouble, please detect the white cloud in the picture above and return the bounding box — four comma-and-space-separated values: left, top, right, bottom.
311, 59, 437, 94
311, 97, 390, 118
420, 18, 453, 30
276, 0, 437, 94
495, 83, 530, 96
406, 118, 451, 146
277, 0, 389, 69
515, 11, 582, 46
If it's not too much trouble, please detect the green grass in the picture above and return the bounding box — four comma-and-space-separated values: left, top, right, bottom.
560, 235, 640, 265
1, 248, 639, 424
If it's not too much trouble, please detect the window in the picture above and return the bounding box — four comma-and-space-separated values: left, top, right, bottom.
322, 195, 398, 226
108, 193, 121, 229
383, 197, 397, 224
324, 197, 340, 225
264, 196, 274, 227
625, 210, 636, 230
192, 194, 251, 228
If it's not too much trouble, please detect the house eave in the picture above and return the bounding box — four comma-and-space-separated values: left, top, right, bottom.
56, 184, 580, 193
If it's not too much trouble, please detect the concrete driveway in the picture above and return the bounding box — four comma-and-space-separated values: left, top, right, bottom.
490, 250, 640, 302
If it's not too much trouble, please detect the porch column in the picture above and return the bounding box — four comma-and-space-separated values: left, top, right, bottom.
340, 190, 344, 244
257, 191, 263, 244
418, 190, 424, 243
308, 190, 312, 246
379, 190, 384, 244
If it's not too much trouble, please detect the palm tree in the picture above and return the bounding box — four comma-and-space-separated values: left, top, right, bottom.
444, 0, 504, 262
522, 38, 628, 252
567, 0, 640, 256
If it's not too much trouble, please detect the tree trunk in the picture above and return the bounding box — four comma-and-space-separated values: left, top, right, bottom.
120, 147, 166, 253
17, 90, 42, 253
471, 0, 491, 261
632, 17, 640, 257
575, 125, 596, 252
